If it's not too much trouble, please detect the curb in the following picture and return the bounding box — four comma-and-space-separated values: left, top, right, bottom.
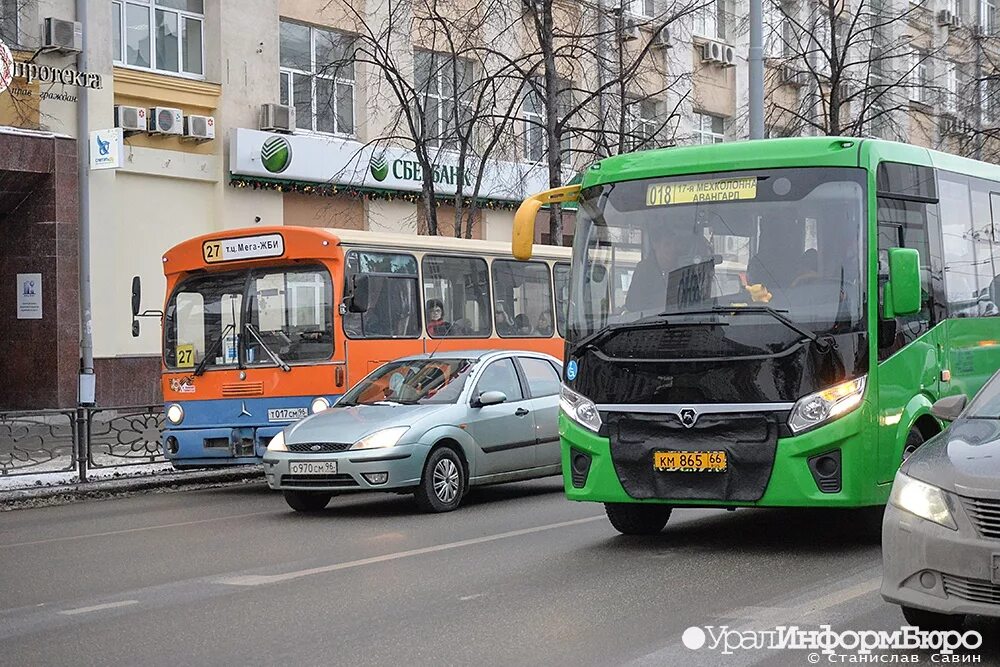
0, 466, 265, 508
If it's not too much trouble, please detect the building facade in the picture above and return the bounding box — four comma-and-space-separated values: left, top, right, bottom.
0, 0, 989, 409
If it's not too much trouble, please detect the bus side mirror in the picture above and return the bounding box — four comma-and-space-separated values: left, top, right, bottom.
347, 274, 370, 313
512, 184, 581, 260
884, 248, 921, 318
930, 394, 966, 422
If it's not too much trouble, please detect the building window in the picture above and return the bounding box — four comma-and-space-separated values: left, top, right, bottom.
983, 0, 997, 32
0, 0, 17, 45
112, 0, 204, 77
279, 20, 355, 136
522, 78, 573, 162
764, 1, 796, 58
626, 98, 658, 151
628, 0, 655, 17
694, 0, 727, 40
984, 75, 1000, 125
694, 112, 725, 143
414, 50, 474, 151
944, 61, 958, 113
909, 49, 929, 104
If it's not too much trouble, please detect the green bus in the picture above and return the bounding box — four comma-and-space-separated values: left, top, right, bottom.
512, 137, 1000, 535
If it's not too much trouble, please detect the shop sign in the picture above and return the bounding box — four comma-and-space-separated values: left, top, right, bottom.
90, 128, 124, 170
230, 128, 549, 202
0, 38, 103, 96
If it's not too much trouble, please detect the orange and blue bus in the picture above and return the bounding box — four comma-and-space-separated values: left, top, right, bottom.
158, 226, 571, 468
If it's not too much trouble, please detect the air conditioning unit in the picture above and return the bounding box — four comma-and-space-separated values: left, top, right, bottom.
938, 9, 961, 27
653, 27, 672, 49
43, 18, 82, 54
620, 16, 641, 42
721, 44, 737, 67
260, 103, 296, 133
781, 65, 808, 86
148, 107, 184, 135
184, 115, 215, 140
114, 105, 147, 133
701, 40, 725, 64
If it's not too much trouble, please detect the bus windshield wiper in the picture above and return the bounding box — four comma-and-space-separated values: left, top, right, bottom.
658, 306, 831, 351
571, 313, 727, 354
193, 323, 234, 377
245, 323, 291, 372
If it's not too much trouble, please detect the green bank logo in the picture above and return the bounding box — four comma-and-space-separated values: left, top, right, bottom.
370, 154, 389, 182
261, 136, 292, 174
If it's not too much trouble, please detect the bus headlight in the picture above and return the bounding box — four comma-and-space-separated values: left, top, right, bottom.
889, 471, 957, 530
310, 397, 331, 414
788, 376, 866, 434
352, 426, 409, 450
166, 403, 184, 425
561, 384, 602, 433
267, 431, 288, 452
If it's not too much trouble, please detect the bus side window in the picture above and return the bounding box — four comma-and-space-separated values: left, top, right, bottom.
422, 255, 491, 338
875, 162, 943, 361
554, 262, 571, 338
343, 251, 421, 339
492, 260, 554, 337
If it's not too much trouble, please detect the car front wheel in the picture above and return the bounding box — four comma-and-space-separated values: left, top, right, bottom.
604, 503, 672, 535
283, 490, 332, 513
415, 447, 466, 513
901, 606, 965, 632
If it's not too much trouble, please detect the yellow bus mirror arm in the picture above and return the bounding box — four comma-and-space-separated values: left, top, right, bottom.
512, 185, 581, 260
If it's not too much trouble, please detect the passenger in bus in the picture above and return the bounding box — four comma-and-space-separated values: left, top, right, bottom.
513, 314, 532, 335
426, 299, 451, 337
495, 304, 514, 336
534, 311, 554, 336
625, 224, 713, 312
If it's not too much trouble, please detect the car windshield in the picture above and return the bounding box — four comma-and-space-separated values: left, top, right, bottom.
338, 358, 475, 406
568, 167, 867, 347
967, 372, 1000, 419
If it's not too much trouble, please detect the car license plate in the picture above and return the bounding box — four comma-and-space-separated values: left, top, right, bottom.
289, 461, 338, 475
268, 408, 308, 422
653, 451, 727, 472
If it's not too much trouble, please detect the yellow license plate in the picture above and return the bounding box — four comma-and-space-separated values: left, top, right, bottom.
653, 451, 727, 472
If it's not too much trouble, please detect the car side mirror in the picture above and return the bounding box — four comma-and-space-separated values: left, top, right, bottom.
931, 395, 967, 422
476, 391, 507, 407
347, 274, 370, 313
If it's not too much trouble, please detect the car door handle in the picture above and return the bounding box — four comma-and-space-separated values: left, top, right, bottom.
515, 408, 530, 416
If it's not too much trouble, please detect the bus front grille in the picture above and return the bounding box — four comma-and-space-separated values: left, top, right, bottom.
959, 496, 1000, 539
222, 382, 264, 397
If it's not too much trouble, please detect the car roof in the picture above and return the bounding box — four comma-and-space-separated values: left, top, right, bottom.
394, 349, 561, 364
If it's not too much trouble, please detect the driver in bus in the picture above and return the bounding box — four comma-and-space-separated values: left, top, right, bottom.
625, 223, 713, 313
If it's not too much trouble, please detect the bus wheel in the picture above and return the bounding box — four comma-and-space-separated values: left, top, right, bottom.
902, 429, 924, 461
604, 503, 672, 535
414, 447, 466, 513
283, 490, 332, 513
901, 606, 965, 632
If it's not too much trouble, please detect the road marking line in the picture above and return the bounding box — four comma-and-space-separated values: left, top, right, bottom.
59, 600, 138, 616
0, 511, 274, 549
218, 515, 604, 587
459, 594, 485, 601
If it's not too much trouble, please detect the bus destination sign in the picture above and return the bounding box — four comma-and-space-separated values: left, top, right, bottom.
203, 233, 285, 264
646, 177, 757, 207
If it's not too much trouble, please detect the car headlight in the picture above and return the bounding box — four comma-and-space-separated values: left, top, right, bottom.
788, 376, 866, 434
351, 426, 409, 450
560, 384, 602, 433
310, 397, 331, 414
889, 471, 957, 530
166, 403, 184, 425
267, 430, 288, 452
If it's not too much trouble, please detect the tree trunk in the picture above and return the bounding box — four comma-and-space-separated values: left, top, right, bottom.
540, 0, 563, 245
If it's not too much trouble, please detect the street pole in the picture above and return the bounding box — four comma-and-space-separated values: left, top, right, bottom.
76, 0, 94, 406
748, 0, 765, 139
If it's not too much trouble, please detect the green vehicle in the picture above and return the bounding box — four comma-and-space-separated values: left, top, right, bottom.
512, 137, 1000, 535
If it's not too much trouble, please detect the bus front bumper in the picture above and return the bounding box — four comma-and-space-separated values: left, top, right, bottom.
559, 407, 884, 508
162, 425, 287, 468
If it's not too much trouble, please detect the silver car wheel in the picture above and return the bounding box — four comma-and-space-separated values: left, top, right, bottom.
433, 458, 460, 503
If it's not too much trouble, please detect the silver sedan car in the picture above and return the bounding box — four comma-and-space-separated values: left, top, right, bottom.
263, 350, 563, 513
881, 369, 1000, 630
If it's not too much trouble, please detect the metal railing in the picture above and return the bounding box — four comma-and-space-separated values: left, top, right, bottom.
0, 405, 164, 482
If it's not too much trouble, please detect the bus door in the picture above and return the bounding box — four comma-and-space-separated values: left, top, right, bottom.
341, 249, 424, 387
874, 163, 945, 482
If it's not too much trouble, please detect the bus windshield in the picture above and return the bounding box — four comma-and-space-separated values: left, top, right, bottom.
164, 265, 334, 370
569, 167, 867, 347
